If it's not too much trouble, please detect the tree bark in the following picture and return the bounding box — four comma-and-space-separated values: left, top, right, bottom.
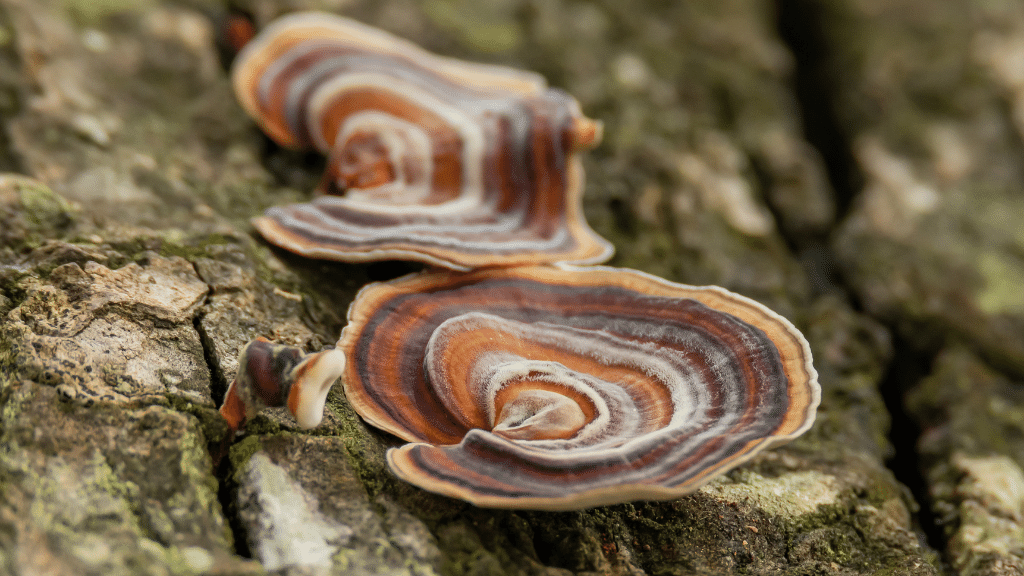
1, 0, 1021, 574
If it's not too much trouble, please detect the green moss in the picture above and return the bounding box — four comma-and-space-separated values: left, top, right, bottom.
176, 416, 235, 547
228, 435, 264, 484
155, 233, 240, 263
0, 444, 181, 573
908, 347, 1024, 464
18, 181, 75, 233
422, 0, 521, 53
706, 470, 843, 520
325, 391, 392, 498
1, 178, 76, 251
165, 394, 230, 448
975, 251, 1024, 315
443, 549, 506, 576
0, 326, 16, 393
435, 522, 515, 576
161, 545, 223, 576
61, 0, 153, 24
78, 231, 243, 274
247, 242, 306, 295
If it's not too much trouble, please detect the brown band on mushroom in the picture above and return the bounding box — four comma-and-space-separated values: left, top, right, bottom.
338, 265, 819, 510
219, 337, 345, 432
231, 12, 612, 270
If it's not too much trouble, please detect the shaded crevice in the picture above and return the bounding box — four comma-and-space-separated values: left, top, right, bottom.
747, 157, 847, 298
774, 0, 862, 220
876, 334, 947, 556
216, 452, 254, 559
190, 307, 253, 559
262, 140, 326, 194
0, 3, 28, 176
772, 0, 948, 561
364, 259, 424, 282
193, 312, 230, 409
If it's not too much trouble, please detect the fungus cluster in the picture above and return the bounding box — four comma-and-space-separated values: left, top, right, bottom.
222, 12, 820, 510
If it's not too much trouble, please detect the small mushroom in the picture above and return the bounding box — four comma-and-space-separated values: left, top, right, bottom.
219, 337, 345, 432
339, 265, 820, 510
231, 12, 612, 270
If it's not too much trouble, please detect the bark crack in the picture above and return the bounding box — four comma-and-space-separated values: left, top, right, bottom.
771, 0, 948, 562
188, 283, 253, 559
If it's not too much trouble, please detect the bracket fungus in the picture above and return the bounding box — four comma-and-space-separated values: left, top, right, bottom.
338, 265, 820, 510
231, 12, 612, 270
220, 337, 345, 432
221, 11, 821, 512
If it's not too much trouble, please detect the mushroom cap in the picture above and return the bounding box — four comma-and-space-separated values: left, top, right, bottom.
232, 12, 612, 270
339, 265, 820, 510
219, 337, 345, 432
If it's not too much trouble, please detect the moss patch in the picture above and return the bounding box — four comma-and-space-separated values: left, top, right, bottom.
0, 176, 76, 250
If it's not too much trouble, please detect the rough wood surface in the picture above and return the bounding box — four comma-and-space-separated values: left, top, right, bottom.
1, 0, 1021, 574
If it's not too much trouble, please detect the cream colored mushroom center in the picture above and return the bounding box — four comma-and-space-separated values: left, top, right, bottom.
328, 111, 435, 204
492, 387, 587, 440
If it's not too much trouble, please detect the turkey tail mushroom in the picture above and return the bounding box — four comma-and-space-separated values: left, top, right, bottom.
338, 265, 820, 510
231, 12, 612, 270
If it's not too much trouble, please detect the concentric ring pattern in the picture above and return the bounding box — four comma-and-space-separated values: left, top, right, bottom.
231, 12, 612, 270
339, 265, 820, 510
